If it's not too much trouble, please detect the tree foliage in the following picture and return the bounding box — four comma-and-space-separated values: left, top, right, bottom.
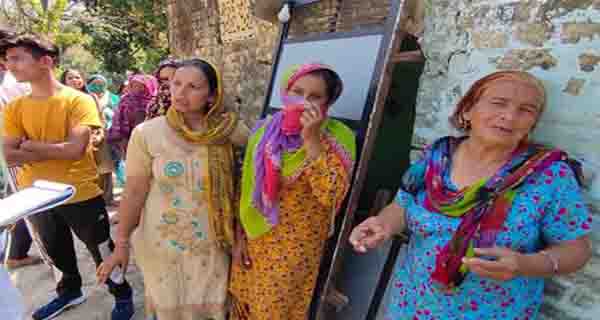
77, 0, 169, 74
0, 0, 169, 80
0, 0, 86, 49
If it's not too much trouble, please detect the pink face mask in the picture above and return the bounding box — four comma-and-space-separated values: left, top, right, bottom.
281, 95, 327, 136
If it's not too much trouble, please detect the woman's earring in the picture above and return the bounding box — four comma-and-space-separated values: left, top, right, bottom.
459, 116, 471, 131
464, 119, 471, 130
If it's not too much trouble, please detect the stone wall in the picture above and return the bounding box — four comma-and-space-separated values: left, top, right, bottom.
167, 1, 600, 319
166, 0, 392, 127
414, 1, 600, 319
166, 0, 279, 126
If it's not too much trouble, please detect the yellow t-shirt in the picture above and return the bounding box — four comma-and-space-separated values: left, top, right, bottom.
2, 86, 103, 204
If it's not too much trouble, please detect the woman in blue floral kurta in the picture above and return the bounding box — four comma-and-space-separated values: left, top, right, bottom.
387, 149, 589, 319
349, 71, 592, 320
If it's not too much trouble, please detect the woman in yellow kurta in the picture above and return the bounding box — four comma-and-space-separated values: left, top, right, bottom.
229, 63, 356, 320
97, 59, 248, 320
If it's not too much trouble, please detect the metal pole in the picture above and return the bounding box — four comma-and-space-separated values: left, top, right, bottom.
313, 0, 405, 318
261, 1, 294, 118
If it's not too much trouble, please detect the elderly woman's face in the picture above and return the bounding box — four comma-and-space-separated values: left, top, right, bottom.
463, 81, 542, 148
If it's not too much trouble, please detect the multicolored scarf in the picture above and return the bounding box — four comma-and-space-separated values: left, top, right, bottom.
402, 136, 583, 289
240, 63, 355, 238
108, 74, 158, 144
165, 60, 239, 249
146, 59, 180, 120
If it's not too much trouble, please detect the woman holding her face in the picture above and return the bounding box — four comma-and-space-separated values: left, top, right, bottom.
229, 63, 356, 320
97, 59, 248, 320
350, 71, 592, 319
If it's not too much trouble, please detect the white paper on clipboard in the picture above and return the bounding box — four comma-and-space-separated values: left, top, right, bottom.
0, 180, 75, 227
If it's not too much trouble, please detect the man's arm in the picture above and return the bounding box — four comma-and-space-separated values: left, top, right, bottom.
2, 136, 40, 166
19, 125, 92, 161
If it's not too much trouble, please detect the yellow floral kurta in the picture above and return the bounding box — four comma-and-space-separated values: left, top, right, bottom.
229, 144, 350, 320
127, 117, 246, 320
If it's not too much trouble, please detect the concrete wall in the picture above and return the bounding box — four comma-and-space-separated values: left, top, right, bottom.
414, 1, 600, 319
167, 1, 600, 319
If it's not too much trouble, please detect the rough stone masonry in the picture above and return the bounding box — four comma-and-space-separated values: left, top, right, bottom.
167, 1, 600, 319
414, 1, 600, 319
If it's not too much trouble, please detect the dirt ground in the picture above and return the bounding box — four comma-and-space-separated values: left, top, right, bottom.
8, 192, 148, 320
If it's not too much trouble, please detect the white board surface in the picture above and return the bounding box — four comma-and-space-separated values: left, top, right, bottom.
269, 34, 383, 121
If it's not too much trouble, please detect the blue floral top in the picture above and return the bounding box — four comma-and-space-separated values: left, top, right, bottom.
386, 152, 592, 320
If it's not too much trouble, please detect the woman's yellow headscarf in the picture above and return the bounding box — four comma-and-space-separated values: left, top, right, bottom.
165, 59, 238, 249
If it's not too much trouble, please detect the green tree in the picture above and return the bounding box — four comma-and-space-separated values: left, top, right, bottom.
0, 0, 87, 50
61, 44, 101, 75
78, 0, 169, 74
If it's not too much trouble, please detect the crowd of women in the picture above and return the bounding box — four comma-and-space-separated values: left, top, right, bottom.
58, 59, 181, 208
5, 46, 594, 319
89, 56, 591, 320
84, 60, 355, 320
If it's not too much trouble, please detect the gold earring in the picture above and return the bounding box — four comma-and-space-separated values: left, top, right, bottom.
465, 120, 471, 130
460, 116, 471, 130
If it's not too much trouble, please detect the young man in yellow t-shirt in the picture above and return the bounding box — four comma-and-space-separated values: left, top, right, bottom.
0, 26, 42, 272
1, 34, 134, 320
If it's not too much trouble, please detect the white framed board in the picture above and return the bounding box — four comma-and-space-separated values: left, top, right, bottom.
268, 33, 384, 121
293, 0, 320, 5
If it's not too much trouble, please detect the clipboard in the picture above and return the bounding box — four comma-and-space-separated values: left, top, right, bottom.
0, 180, 76, 227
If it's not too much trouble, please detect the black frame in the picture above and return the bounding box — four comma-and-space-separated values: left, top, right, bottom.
258, 1, 406, 319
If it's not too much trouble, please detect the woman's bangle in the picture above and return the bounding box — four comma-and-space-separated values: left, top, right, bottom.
539, 250, 559, 274
114, 237, 130, 249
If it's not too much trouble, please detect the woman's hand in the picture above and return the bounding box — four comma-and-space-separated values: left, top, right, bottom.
89, 92, 100, 102
232, 223, 252, 269
301, 101, 325, 159
462, 247, 521, 282
118, 140, 128, 159
349, 216, 393, 253
96, 246, 130, 284
233, 235, 252, 269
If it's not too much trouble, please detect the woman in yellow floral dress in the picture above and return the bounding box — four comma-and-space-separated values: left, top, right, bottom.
97, 58, 248, 320
229, 63, 356, 320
